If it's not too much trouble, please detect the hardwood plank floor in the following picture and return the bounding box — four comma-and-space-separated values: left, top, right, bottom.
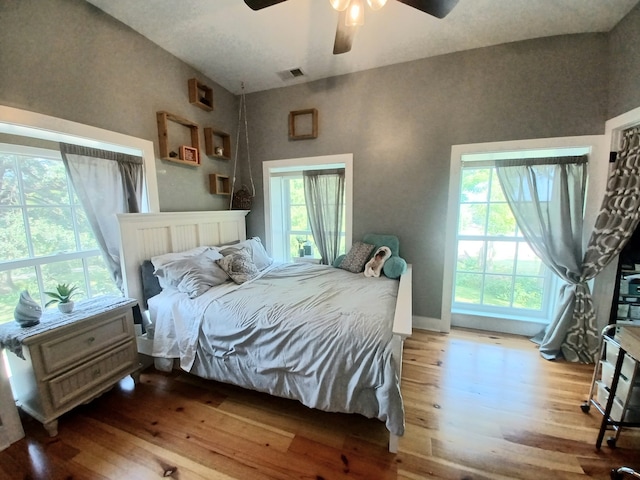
1, 328, 639, 479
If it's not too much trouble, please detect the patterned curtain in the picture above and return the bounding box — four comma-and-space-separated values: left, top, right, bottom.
496, 157, 589, 362
60, 143, 143, 291
574, 126, 640, 358
303, 169, 345, 265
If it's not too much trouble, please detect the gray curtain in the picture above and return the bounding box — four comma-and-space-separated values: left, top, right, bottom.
496, 156, 590, 362
60, 143, 143, 291
303, 168, 345, 265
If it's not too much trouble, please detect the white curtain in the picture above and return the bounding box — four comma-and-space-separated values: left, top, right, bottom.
496, 156, 592, 362
60, 143, 143, 290
303, 169, 345, 265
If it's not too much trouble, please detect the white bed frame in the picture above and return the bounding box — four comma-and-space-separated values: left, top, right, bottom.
117, 210, 412, 453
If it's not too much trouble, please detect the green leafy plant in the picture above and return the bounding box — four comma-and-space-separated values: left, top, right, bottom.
44, 283, 79, 307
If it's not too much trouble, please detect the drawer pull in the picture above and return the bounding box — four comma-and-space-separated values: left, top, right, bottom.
87, 337, 95, 343
92, 369, 101, 378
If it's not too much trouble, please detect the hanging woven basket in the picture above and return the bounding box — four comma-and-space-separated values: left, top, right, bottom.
232, 185, 253, 210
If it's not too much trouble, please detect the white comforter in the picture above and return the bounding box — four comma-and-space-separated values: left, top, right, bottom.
148, 262, 405, 435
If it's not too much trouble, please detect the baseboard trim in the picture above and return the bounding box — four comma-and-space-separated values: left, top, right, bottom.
412, 315, 448, 333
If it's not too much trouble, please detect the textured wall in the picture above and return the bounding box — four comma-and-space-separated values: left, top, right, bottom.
2, 0, 639, 321
608, 3, 640, 118
0, 0, 239, 212
244, 34, 609, 320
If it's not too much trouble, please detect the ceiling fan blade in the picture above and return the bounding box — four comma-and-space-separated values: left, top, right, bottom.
243, 0, 288, 11
396, 0, 459, 18
333, 11, 358, 55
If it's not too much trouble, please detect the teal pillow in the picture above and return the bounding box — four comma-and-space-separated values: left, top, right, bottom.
333, 254, 346, 268
383, 256, 407, 279
362, 234, 400, 257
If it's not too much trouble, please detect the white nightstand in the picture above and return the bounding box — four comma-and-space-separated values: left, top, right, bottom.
0, 295, 139, 436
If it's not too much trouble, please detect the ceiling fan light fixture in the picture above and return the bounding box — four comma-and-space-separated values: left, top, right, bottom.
345, 0, 364, 26
329, 0, 351, 12
366, 0, 387, 10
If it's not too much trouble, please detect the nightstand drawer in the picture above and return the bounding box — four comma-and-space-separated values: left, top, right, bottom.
39, 312, 133, 376
47, 340, 136, 410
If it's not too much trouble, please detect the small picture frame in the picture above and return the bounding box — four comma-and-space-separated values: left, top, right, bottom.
179, 145, 199, 164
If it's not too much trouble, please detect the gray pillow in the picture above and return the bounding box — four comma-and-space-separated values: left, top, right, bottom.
217, 248, 259, 284
141, 260, 162, 305
338, 242, 375, 273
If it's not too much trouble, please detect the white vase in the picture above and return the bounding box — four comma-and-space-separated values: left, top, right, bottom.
58, 302, 74, 314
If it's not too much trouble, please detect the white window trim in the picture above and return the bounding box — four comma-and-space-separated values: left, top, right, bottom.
0, 105, 159, 212
442, 135, 607, 335
263, 154, 353, 258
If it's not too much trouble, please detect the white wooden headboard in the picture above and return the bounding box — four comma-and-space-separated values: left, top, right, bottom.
117, 210, 249, 310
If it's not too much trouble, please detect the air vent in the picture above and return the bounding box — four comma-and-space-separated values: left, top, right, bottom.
277, 67, 305, 82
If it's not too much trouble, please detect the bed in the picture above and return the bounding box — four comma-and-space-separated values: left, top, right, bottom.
117, 210, 412, 452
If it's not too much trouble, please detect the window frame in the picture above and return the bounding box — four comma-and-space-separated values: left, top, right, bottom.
0, 105, 159, 213
263, 154, 353, 262
442, 135, 608, 335
0, 105, 159, 321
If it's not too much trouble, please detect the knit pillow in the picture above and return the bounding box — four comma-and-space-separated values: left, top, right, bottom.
338, 242, 375, 273
217, 248, 260, 284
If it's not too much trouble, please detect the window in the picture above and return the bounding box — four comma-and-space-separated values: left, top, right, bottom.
263, 154, 353, 263
443, 137, 605, 335
269, 173, 346, 261
454, 164, 554, 318
0, 144, 120, 323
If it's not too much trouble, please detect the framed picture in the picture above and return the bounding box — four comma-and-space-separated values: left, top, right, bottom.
179, 145, 199, 165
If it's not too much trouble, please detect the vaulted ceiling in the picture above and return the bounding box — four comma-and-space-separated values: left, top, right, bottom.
85, 0, 640, 94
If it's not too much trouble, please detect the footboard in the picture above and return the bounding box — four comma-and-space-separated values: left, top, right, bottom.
389, 264, 412, 453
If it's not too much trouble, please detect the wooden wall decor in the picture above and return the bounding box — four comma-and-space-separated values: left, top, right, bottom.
204, 127, 231, 160
188, 78, 213, 111
289, 108, 318, 140
209, 173, 230, 195
156, 111, 200, 167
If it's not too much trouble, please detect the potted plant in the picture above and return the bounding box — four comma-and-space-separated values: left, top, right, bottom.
45, 283, 79, 314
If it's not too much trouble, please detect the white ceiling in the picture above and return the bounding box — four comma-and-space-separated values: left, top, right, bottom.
85, 0, 640, 95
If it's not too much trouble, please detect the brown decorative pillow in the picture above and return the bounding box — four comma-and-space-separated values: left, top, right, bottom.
338, 241, 375, 273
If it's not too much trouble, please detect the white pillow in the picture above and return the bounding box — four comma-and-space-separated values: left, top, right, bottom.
151, 247, 228, 296
220, 237, 273, 271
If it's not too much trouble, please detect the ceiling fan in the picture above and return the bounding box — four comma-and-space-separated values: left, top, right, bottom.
243, 0, 459, 55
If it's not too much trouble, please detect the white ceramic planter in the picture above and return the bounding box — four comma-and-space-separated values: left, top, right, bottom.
57, 302, 74, 314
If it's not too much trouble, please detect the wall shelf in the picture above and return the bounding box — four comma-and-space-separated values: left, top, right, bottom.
209, 173, 230, 195
156, 111, 200, 167
289, 108, 318, 140
204, 127, 231, 160
188, 78, 213, 111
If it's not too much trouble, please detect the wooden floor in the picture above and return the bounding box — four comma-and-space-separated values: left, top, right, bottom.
1, 328, 639, 479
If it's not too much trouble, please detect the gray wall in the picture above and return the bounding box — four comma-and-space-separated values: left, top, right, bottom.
2, 0, 640, 320
608, 3, 640, 118
0, 0, 239, 212
244, 33, 609, 319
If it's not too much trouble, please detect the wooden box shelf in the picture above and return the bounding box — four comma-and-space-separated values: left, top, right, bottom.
156, 111, 200, 167
209, 174, 230, 195
289, 108, 318, 140
188, 78, 213, 111
204, 127, 231, 160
